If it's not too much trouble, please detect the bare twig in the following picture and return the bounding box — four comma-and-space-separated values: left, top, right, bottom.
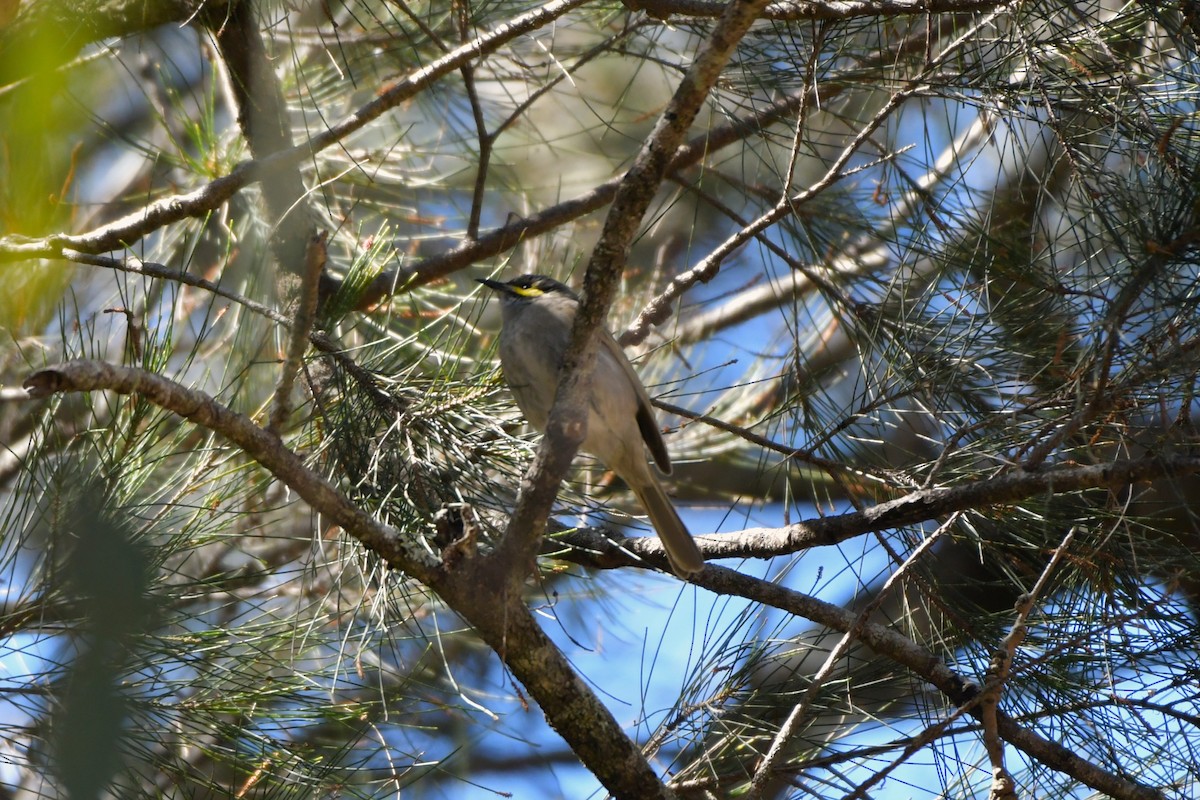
62, 251, 292, 325
457, 0, 490, 241
981, 525, 1079, 800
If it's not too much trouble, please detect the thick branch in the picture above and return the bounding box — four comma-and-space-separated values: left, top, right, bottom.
551, 455, 1200, 568
22, 358, 677, 799
22, 360, 438, 578
436, 577, 677, 800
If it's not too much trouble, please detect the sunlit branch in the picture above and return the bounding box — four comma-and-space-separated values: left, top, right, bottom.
630, 0, 1010, 21
552, 454, 1200, 568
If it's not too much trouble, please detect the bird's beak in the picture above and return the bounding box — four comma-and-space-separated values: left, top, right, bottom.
477, 278, 510, 294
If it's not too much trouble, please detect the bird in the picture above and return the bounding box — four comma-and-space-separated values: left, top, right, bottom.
477, 274, 705, 578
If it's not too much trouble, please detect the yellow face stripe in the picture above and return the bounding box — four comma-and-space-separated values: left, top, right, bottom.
510, 285, 545, 298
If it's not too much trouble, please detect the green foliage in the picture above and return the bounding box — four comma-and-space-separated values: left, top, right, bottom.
1, 0, 1199, 797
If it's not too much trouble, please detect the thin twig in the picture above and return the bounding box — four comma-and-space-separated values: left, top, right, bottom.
0, 0, 591, 265
654, 397, 890, 482
621, 4, 1008, 343
692, 563, 1165, 800
61, 251, 292, 325
981, 525, 1079, 800
746, 517, 950, 799
457, 0, 490, 241
630, 0, 1007, 21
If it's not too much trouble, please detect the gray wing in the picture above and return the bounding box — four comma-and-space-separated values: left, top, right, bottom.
599, 331, 672, 474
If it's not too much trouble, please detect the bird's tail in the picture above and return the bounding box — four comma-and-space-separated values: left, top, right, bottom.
630, 475, 705, 578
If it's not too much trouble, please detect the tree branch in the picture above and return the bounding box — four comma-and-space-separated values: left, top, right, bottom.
22, 360, 439, 577
22, 358, 679, 799
433, 576, 678, 800
550, 454, 1200, 568
0, 0, 590, 265
699, 563, 1165, 800
204, 0, 314, 280
628, 0, 1007, 21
